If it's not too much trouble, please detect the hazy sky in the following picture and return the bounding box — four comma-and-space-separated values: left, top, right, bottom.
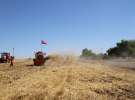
0, 0, 135, 58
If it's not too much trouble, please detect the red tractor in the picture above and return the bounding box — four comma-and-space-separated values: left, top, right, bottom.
0, 52, 11, 63
33, 51, 49, 66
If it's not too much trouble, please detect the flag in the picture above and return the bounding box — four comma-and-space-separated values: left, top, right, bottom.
41, 40, 47, 45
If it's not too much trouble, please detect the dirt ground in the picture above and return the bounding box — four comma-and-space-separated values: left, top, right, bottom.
0, 55, 135, 100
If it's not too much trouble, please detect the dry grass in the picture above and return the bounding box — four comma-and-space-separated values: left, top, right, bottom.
0, 55, 135, 100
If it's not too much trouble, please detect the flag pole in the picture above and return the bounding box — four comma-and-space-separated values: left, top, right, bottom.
41, 43, 42, 51
13, 48, 14, 57
41, 40, 47, 52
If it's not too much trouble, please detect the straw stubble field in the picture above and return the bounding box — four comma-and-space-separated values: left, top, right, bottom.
0, 55, 135, 100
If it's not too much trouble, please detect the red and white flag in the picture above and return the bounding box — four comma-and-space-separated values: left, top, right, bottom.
41, 40, 47, 45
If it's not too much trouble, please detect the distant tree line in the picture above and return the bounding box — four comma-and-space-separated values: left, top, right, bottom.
81, 48, 103, 59
81, 40, 135, 58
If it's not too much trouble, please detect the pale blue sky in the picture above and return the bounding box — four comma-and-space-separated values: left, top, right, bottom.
0, 0, 135, 58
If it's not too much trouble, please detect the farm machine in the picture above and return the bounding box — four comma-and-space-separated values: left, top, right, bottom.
0, 52, 11, 63
33, 51, 49, 66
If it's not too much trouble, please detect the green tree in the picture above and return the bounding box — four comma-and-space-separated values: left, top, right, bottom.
81, 48, 95, 57
107, 40, 135, 57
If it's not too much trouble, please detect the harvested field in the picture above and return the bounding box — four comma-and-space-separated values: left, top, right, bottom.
0, 55, 135, 100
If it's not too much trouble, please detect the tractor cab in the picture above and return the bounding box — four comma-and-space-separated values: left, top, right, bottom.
0, 52, 11, 63
33, 51, 46, 66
